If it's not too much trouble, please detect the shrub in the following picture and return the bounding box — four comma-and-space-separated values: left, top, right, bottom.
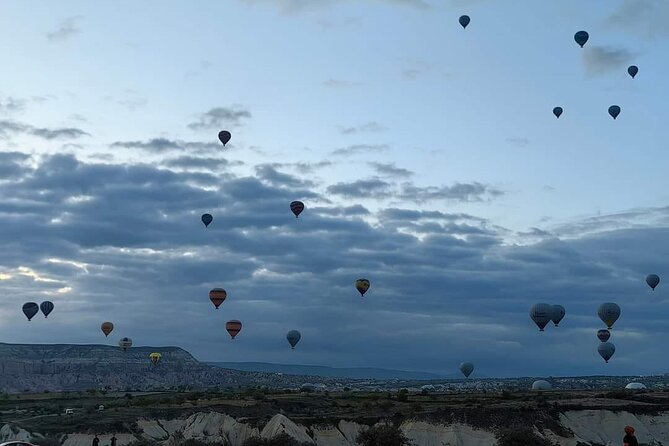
241, 434, 311, 446
357, 424, 413, 446
496, 427, 556, 446
30, 437, 61, 446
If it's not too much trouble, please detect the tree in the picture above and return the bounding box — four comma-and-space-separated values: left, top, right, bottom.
397, 389, 409, 402
357, 425, 412, 446
496, 428, 556, 446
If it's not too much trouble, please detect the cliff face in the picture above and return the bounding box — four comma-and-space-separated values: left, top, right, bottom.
7, 409, 669, 446
0, 343, 275, 393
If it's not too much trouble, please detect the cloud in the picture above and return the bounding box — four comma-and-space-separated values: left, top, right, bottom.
324, 79, 363, 88
326, 178, 393, 198
162, 156, 237, 170
104, 90, 148, 110
339, 121, 387, 135
2, 151, 669, 377
0, 97, 26, 114
605, 0, 669, 39
582, 46, 636, 76
110, 138, 219, 154
187, 106, 251, 131
330, 144, 390, 156
241, 0, 431, 14
401, 59, 432, 80
369, 162, 413, 178
506, 137, 530, 148
46, 16, 82, 41
0, 120, 89, 140
326, 178, 503, 203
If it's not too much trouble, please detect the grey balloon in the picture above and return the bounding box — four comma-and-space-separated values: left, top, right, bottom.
459, 362, 474, 378
597, 303, 621, 329
529, 303, 553, 331
646, 274, 660, 290
532, 380, 552, 390
598, 341, 615, 363
286, 330, 301, 349
551, 304, 565, 327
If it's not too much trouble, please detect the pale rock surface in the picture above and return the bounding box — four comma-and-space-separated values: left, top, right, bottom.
400, 421, 497, 446
260, 414, 315, 444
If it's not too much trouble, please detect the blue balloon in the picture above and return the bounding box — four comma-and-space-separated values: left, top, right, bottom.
553, 107, 563, 118
628, 65, 638, 79
201, 213, 213, 227
574, 31, 589, 48
40, 301, 54, 318
459, 15, 470, 29
608, 105, 621, 120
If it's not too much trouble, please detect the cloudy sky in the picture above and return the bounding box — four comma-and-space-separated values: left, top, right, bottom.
1, 0, 668, 378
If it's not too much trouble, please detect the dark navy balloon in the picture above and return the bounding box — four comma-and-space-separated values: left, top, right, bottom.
597, 329, 610, 343
553, 107, 563, 119
40, 301, 54, 318
22, 302, 39, 321
287, 330, 301, 349
608, 105, 621, 120
574, 31, 589, 48
218, 131, 231, 146
628, 65, 638, 79
459, 15, 470, 29
201, 213, 213, 227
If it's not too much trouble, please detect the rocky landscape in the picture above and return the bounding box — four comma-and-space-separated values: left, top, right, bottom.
2, 388, 669, 445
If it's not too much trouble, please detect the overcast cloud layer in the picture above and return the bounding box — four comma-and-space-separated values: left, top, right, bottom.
0, 0, 668, 378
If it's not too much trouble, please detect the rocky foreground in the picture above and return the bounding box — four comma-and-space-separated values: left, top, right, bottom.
4, 390, 669, 445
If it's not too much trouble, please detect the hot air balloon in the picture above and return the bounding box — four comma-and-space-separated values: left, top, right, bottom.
553, 107, 563, 118
209, 288, 227, 309
531, 380, 552, 390
149, 352, 162, 366
218, 131, 231, 146
646, 274, 660, 290
119, 337, 132, 352
551, 305, 565, 327
201, 213, 213, 227
290, 201, 304, 218
287, 330, 301, 349
608, 105, 621, 120
101, 322, 114, 337
459, 362, 474, 378
597, 329, 610, 343
529, 303, 553, 331
355, 279, 370, 297
226, 320, 242, 339
598, 342, 615, 363
459, 15, 470, 29
574, 31, 589, 48
40, 301, 54, 318
22, 302, 39, 321
598, 303, 620, 329
628, 65, 638, 79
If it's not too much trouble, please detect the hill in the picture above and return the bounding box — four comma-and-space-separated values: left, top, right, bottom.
207, 361, 448, 380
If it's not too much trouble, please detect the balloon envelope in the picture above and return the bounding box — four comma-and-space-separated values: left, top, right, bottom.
201, 213, 213, 227
551, 304, 565, 327
101, 322, 114, 337
355, 278, 371, 297
119, 337, 132, 352
597, 329, 610, 343
598, 342, 615, 363
149, 352, 162, 365
218, 131, 231, 146
22, 302, 39, 321
597, 303, 620, 329
226, 320, 242, 339
529, 303, 553, 331
628, 65, 638, 78
459, 362, 474, 378
553, 107, 563, 118
40, 301, 54, 318
287, 330, 301, 349
459, 15, 470, 29
209, 288, 227, 309
290, 201, 305, 218
646, 274, 660, 290
532, 380, 552, 390
608, 105, 621, 119
574, 31, 589, 47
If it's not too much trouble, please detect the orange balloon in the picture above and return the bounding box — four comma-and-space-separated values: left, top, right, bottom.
225, 320, 242, 339
209, 288, 227, 309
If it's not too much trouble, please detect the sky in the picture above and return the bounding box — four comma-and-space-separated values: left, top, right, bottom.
0, 0, 668, 378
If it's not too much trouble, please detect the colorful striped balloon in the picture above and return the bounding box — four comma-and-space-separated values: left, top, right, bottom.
226, 320, 242, 339
209, 288, 227, 309
290, 201, 305, 218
